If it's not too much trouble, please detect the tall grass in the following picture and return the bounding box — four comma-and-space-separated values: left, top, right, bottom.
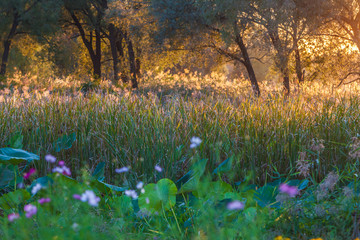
1, 73, 360, 184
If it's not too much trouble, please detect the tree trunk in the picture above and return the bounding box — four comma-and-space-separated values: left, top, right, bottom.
69, 11, 101, 80
268, 29, 291, 95
234, 24, 260, 97
125, 34, 138, 89
115, 32, 128, 83
93, 29, 101, 79
135, 58, 141, 77
294, 42, 303, 84
0, 13, 19, 78
281, 67, 291, 95
0, 40, 12, 77
108, 24, 120, 85
235, 34, 261, 97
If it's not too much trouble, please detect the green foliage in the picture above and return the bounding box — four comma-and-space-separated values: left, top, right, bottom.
0, 148, 39, 165
2, 87, 360, 183
7, 132, 23, 149
0, 189, 30, 210
53, 133, 76, 153
193, 180, 233, 200
177, 159, 208, 193
212, 156, 234, 175
0, 142, 357, 239
138, 178, 177, 212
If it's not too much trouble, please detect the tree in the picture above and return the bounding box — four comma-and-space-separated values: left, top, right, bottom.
323, 0, 360, 51
304, 0, 360, 85
249, 0, 301, 94
149, 0, 261, 96
64, 0, 107, 80
105, 0, 148, 88
0, 0, 62, 80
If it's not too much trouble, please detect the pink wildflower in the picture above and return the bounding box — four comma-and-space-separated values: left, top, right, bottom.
73, 194, 82, 200
38, 198, 51, 204
74, 191, 100, 207
52, 165, 71, 176
279, 183, 299, 197
58, 161, 65, 166
24, 168, 36, 180
7, 213, 19, 222
24, 204, 37, 218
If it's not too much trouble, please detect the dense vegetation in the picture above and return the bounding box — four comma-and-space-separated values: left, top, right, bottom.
2, 0, 360, 239
0, 76, 360, 239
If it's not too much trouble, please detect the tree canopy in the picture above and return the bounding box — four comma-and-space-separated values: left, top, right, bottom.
0, 0, 359, 94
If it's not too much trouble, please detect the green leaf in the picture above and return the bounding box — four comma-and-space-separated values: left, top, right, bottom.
0, 148, 39, 165
255, 185, 278, 208
54, 133, 76, 152
298, 179, 310, 190
0, 164, 15, 189
102, 182, 126, 192
50, 173, 79, 188
0, 189, 30, 210
7, 133, 23, 149
28, 176, 54, 196
243, 207, 257, 222
92, 162, 105, 181
178, 175, 200, 194
193, 181, 233, 200
90, 180, 126, 194
108, 195, 133, 215
212, 156, 234, 175
177, 159, 208, 193
138, 178, 177, 212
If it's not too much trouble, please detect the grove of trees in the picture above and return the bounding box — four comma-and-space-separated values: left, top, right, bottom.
1, 0, 360, 95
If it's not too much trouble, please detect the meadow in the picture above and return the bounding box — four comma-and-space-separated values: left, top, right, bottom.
1, 73, 360, 239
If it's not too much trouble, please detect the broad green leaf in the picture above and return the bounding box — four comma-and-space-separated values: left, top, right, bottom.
8, 133, 23, 149
177, 159, 208, 193
28, 176, 54, 196
0, 164, 15, 189
212, 156, 234, 175
108, 195, 133, 215
193, 181, 233, 200
298, 179, 310, 190
102, 182, 126, 192
243, 207, 257, 222
139, 178, 177, 212
0, 148, 39, 165
90, 180, 126, 194
54, 133, 76, 152
255, 185, 278, 208
50, 173, 79, 188
92, 162, 105, 181
178, 175, 200, 194
0, 189, 30, 210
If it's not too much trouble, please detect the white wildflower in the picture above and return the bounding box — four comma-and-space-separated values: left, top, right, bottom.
80, 190, 100, 207
31, 183, 42, 195
190, 136, 202, 149
136, 181, 144, 189
115, 167, 129, 173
